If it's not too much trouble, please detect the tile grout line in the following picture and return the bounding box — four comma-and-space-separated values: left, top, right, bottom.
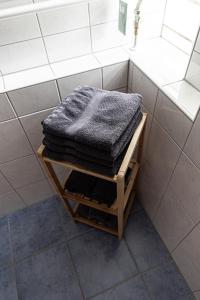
0, 19, 118, 49
35, 13, 51, 65
87, 3, 93, 53
66, 243, 86, 300
123, 238, 154, 300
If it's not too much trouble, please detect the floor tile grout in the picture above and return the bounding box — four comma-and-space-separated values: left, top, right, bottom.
66, 243, 86, 300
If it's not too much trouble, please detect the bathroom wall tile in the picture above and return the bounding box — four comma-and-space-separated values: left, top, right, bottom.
194, 291, 200, 300
0, 14, 41, 46
8, 81, 60, 116
17, 179, 54, 206
44, 28, 91, 63
91, 21, 127, 52
0, 76, 4, 93
128, 61, 134, 91
20, 108, 54, 152
0, 155, 44, 189
51, 54, 100, 78
141, 105, 153, 160
0, 0, 32, 9
0, 191, 25, 217
154, 187, 194, 252
0, 119, 33, 164
132, 66, 158, 114
94, 47, 129, 67
103, 61, 128, 90
155, 90, 192, 148
0, 38, 48, 75
161, 80, 200, 122
89, 0, 118, 25
4, 65, 54, 91
0, 93, 16, 122
194, 30, 200, 53
172, 224, 200, 291
0, 172, 13, 196
184, 110, 200, 168
116, 87, 127, 92
57, 69, 102, 99
137, 120, 181, 219
167, 153, 200, 225
186, 51, 200, 92
37, 2, 89, 35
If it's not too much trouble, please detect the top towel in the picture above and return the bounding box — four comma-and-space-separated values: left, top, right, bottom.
42, 86, 142, 152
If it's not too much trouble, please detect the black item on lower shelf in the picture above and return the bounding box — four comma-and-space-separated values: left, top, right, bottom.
65, 168, 132, 207
76, 204, 117, 230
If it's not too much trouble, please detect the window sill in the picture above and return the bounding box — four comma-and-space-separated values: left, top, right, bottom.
127, 37, 200, 121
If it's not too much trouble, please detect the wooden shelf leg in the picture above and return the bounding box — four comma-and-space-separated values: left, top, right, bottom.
42, 160, 74, 218
117, 175, 125, 240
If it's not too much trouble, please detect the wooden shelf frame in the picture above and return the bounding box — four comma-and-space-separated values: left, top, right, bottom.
38, 113, 147, 239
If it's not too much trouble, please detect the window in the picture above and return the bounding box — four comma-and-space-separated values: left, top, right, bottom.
162, 0, 200, 54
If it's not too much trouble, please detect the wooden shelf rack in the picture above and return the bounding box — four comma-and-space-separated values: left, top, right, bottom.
37, 113, 147, 239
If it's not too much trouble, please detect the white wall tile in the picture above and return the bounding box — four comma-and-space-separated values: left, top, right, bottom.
103, 61, 128, 90
137, 120, 181, 219
51, 55, 100, 78
155, 91, 192, 148
91, 21, 127, 52
17, 179, 54, 206
154, 187, 194, 251
0, 14, 41, 46
184, 110, 200, 168
0, 119, 33, 164
0, 38, 48, 74
8, 80, 60, 116
4, 65, 54, 91
128, 61, 133, 91
94, 47, 129, 67
0, 171, 13, 196
0, 0, 32, 9
0, 93, 16, 122
161, 80, 200, 122
0, 191, 25, 217
57, 69, 102, 99
186, 51, 200, 92
167, 153, 200, 225
0, 155, 44, 189
172, 224, 200, 291
37, 2, 89, 35
89, 0, 119, 26
44, 28, 91, 63
195, 30, 200, 53
20, 108, 54, 151
132, 65, 158, 114
141, 105, 153, 159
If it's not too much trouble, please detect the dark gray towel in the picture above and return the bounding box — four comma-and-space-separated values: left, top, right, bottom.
43, 143, 127, 176
42, 86, 142, 152
43, 109, 142, 162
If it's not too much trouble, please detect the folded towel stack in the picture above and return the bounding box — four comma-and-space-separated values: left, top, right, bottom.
42, 86, 142, 176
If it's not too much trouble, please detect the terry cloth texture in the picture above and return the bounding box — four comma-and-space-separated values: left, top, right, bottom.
43, 109, 142, 167
42, 86, 142, 176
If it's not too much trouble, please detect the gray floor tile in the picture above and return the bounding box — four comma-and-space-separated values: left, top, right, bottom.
125, 210, 172, 272
143, 262, 195, 300
16, 242, 83, 300
68, 230, 138, 299
9, 197, 66, 261
0, 216, 12, 268
0, 266, 18, 300
91, 275, 151, 300
55, 198, 91, 240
